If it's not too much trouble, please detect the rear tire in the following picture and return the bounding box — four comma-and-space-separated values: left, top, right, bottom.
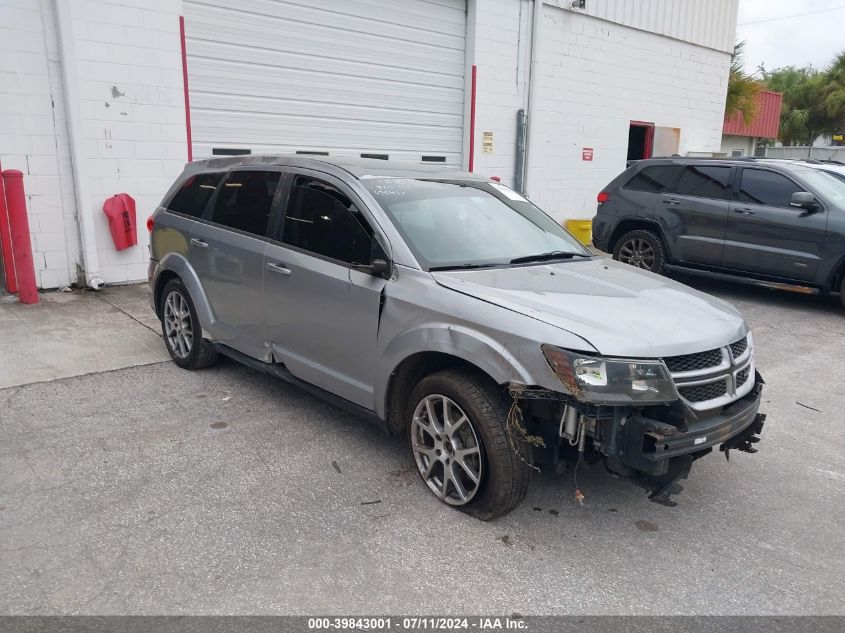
159, 279, 218, 370
613, 229, 666, 274
408, 368, 531, 520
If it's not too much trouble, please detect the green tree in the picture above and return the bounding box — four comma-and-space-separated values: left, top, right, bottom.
726, 42, 761, 125
821, 52, 845, 133
762, 66, 838, 145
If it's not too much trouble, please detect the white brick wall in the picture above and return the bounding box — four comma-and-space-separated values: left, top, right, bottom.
0, 0, 186, 289
0, 0, 79, 289
70, 0, 187, 285
470, 0, 532, 185
470, 1, 732, 223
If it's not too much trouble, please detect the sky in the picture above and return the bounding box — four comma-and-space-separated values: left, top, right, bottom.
736, 0, 845, 75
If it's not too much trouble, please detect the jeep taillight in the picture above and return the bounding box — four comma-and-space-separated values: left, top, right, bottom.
597, 191, 610, 204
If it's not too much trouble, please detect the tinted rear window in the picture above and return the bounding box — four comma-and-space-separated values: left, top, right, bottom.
167, 172, 224, 217
210, 171, 282, 236
624, 165, 682, 193
676, 165, 733, 200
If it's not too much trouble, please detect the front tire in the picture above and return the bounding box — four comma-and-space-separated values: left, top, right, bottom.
840, 276, 845, 311
613, 229, 666, 274
408, 368, 531, 520
159, 279, 218, 370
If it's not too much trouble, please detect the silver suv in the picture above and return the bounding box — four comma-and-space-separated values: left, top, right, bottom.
148, 155, 766, 518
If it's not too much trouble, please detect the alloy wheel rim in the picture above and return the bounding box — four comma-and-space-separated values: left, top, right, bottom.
411, 394, 482, 506
619, 238, 656, 269
163, 290, 193, 359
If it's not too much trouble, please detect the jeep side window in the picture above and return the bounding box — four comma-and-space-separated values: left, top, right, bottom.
210, 170, 281, 237
281, 177, 374, 265
167, 172, 224, 217
624, 165, 682, 193
739, 169, 802, 207
676, 165, 733, 200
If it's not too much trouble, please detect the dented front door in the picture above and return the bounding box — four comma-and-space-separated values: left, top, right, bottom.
262, 169, 387, 409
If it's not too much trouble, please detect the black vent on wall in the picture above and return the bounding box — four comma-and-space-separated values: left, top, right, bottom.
421, 156, 446, 163
361, 153, 389, 160
296, 150, 330, 156
212, 148, 251, 156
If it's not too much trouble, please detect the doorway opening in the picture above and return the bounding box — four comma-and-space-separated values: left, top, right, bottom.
627, 121, 654, 161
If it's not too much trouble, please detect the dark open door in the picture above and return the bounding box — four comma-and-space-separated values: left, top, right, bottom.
628, 121, 655, 161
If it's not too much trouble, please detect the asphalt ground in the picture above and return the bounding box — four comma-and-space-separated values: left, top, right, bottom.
1, 278, 843, 615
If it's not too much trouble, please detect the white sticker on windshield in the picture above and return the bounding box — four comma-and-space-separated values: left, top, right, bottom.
490, 182, 527, 202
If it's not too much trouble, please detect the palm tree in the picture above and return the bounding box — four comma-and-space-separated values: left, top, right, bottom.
764, 66, 832, 146
726, 42, 761, 125
821, 52, 845, 133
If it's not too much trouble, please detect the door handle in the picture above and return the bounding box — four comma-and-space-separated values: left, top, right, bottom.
190, 238, 208, 248
733, 208, 756, 215
662, 198, 681, 205
266, 262, 292, 276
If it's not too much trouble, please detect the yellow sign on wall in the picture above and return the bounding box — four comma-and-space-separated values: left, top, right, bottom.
482, 131, 494, 154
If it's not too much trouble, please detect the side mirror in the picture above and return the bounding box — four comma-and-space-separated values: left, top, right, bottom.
352, 258, 392, 279
370, 258, 391, 278
790, 191, 817, 210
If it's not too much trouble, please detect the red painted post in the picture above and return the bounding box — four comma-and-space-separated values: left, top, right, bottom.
468, 64, 477, 172
179, 16, 193, 162
2, 170, 38, 304
0, 162, 18, 293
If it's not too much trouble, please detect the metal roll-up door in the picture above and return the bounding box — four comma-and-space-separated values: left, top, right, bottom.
183, 0, 467, 165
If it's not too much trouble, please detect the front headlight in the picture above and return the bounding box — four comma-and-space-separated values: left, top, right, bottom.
541, 344, 678, 405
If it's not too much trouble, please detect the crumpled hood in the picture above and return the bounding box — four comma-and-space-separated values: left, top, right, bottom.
431, 258, 747, 358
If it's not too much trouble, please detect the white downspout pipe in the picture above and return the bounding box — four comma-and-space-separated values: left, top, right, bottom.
54, 0, 103, 289
523, 0, 543, 198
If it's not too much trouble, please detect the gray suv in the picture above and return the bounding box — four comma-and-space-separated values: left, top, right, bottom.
593, 157, 845, 306
149, 155, 765, 518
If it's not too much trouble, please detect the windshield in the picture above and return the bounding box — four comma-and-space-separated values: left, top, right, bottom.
362, 178, 589, 269
820, 167, 845, 185
798, 168, 845, 205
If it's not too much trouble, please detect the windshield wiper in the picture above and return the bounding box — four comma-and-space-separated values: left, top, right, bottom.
509, 251, 592, 264
429, 262, 508, 271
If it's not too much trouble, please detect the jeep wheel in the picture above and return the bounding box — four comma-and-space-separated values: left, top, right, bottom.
408, 368, 531, 520
160, 279, 218, 370
614, 229, 666, 273
840, 276, 845, 311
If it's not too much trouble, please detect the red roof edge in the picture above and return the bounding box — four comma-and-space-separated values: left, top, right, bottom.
723, 90, 782, 139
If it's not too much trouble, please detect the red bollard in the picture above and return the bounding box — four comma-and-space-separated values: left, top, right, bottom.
2, 170, 38, 304
0, 163, 18, 293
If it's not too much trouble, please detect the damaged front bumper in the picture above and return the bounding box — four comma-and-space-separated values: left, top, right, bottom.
628, 381, 765, 462
518, 374, 766, 505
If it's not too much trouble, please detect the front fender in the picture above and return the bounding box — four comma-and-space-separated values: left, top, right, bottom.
374, 323, 536, 419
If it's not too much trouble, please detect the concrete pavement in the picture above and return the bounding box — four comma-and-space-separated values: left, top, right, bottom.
0, 280, 843, 615
0, 286, 166, 389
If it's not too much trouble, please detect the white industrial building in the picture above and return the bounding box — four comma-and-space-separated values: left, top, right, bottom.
0, 0, 739, 290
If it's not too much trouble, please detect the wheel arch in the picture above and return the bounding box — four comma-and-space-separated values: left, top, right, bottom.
378, 327, 533, 436
609, 218, 670, 259
153, 252, 214, 330
824, 253, 845, 292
